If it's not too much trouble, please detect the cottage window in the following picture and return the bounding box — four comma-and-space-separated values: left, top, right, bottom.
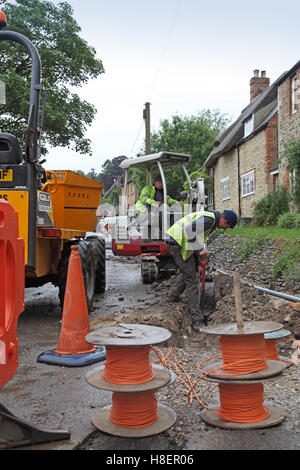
270, 169, 279, 190
292, 75, 297, 114
208, 190, 214, 206
244, 114, 254, 137
221, 177, 230, 200
241, 170, 255, 197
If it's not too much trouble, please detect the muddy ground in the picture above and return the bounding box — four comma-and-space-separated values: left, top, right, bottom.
1, 246, 299, 452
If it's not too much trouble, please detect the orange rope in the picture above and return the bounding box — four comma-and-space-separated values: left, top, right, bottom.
217, 383, 270, 423
152, 346, 214, 407
110, 391, 158, 428
103, 345, 154, 384
219, 334, 267, 374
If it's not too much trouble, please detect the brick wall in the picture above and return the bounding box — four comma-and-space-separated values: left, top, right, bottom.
278, 67, 300, 190
264, 112, 278, 189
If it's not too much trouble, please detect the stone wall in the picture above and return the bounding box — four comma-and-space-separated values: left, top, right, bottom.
211, 148, 239, 215
239, 129, 268, 216
212, 128, 271, 218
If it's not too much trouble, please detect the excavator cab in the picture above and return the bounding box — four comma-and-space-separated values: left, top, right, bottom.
112, 151, 194, 283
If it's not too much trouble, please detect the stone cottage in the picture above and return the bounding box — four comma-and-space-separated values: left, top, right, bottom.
202, 60, 300, 219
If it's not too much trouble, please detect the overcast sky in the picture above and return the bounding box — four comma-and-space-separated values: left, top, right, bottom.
47, 0, 300, 174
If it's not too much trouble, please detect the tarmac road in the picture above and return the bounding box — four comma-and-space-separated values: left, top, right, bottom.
0, 251, 159, 451
0, 250, 299, 452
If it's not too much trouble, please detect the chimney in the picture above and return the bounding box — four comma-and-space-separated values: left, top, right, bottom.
250, 69, 270, 101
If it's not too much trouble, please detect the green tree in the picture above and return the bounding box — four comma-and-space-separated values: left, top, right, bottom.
0, 0, 104, 155
135, 110, 229, 197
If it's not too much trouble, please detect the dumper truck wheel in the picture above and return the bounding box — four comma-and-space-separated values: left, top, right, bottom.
57, 239, 96, 313
85, 235, 106, 293
94, 238, 106, 293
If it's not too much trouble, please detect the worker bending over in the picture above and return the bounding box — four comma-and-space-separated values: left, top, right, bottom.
165, 209, 237, 331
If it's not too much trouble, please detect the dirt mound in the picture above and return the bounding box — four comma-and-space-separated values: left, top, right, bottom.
211, 271, 300, 338
92, 270, 299, 359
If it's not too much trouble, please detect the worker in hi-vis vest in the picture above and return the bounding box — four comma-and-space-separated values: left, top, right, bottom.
136, 175, 181, 239
136, 175, 180, 213
165, 209, 238, 331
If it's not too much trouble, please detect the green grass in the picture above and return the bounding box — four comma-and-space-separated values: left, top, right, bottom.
228, 224, 300, 241
219, 224, 300, 279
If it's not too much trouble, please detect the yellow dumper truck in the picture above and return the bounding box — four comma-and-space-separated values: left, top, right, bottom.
0, 18, 105, 312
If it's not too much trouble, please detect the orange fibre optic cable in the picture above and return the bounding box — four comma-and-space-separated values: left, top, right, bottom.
217, 382, 270, 423
219, 334, 268, 374
110, 391, 158, 428
103, 345, 154, 385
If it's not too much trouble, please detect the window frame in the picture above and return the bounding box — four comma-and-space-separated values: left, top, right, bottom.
221, 176, 230, 200
244, 114, 254, 138
208, 189, 214, 206
241, 170, 255, 197
270, 169, 279, 190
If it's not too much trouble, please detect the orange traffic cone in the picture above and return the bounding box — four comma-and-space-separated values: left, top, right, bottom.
37, 245, 106, 367
55, 245, 95, 355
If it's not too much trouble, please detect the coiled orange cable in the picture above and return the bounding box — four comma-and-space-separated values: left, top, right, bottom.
102, 337, 298, 429
264, 338, 280, 360
153, 346, 272, 423
153, 335, 299, 425
110, 391, 158, 428
103, 345, 154, 384
219, 334, 267, 374
264, 338, 295, 365
217, 382, 270, 423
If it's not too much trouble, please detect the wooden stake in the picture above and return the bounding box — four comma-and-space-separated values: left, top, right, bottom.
233, 271, 244, 332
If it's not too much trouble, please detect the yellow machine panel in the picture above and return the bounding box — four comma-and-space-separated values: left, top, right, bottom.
0, 189, 29, 264
0, 169, 13, 181
44, 170, 104, 231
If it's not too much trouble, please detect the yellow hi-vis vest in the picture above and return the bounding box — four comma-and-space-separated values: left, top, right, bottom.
166, 211, 216, 261
136, 185, 178, 214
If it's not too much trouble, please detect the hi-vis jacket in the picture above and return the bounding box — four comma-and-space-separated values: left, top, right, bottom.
136, 185, 178, 213
166, 211, 216, 261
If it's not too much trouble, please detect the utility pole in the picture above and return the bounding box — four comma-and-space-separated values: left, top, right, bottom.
143, 102, 151, 154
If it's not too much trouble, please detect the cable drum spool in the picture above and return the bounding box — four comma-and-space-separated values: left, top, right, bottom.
264, 329, 293, 367
199, 321, 287, 430
85, 323, 177, 437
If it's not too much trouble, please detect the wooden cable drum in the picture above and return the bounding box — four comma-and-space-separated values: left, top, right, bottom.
85, 323, 177, 437
199, 271, 286, 429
